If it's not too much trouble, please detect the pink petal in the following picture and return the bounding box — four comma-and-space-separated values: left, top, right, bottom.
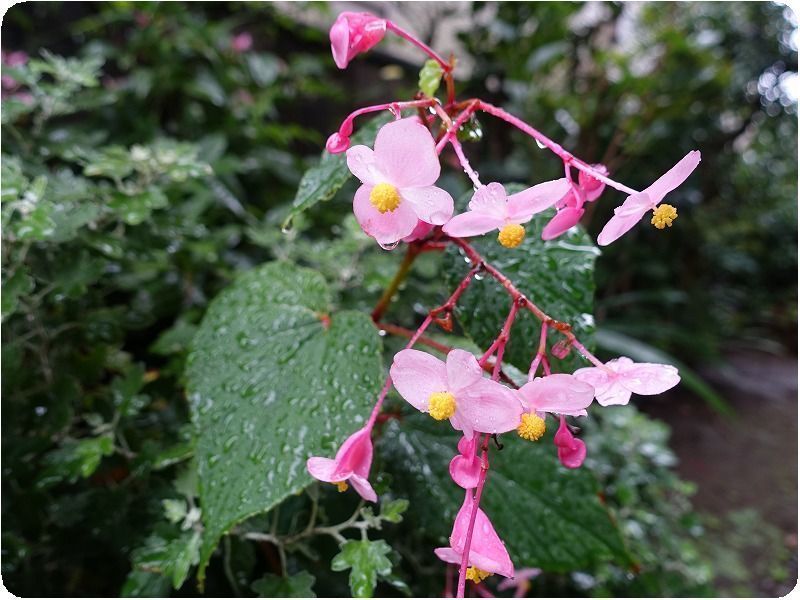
374, 118, 440, 188
353, 184, 418, 246
306, 457, 342, 482
554, 417, 586, 469
400, 185, 454, 225
445, 349, 484, 393
455, 380, 523, 435
643, 151, 701, 205
346, 145, 381, 185
506, 179, 571, 223
519, 374, 594, 416
449, 435, 481, 489
434, 546, 462, 565
573, 366, 631, 407
442, 210, 504, 237
329, 14, 350, 69
330, 12, 386, 69
402, 220, 435, 242
618, 362, 680, 395
468, 183, 508, 219
450, 494, 514, 578
349, 474, 378, 502
595, 382, 632, 406
596, 192, 653, 246
334, 427, 374, 479
541, 206, 585, 240
390, 349, 448, 412
579, 164, 608, 202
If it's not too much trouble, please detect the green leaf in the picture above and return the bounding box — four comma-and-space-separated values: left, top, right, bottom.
37, 434, 115, 488
163, 499, 188, 524
331, 540, 393, 598
247, 53, 281, 87
379, 498, 409, 524
131, 528, 202, 589
282, 114, 392, 230
186, 261, 383, 579
379, 415, 634, 572
595, 328, 732, 415
121, 569, 171, 598
108, 188, 169, 225
444, 190, 599, 373
418, 59, 444, 98
2, 267, 34, 320
252, 571, 316, 598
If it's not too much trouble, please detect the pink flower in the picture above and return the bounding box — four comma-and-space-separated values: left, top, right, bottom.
541, 165, 607, 240
402, 220, 435, 243
330, 12, 387, 69
553, 416, 586, 469
346, 118, 454, 248
390, 348, 522, 439
306, 426, 377, 502
434, 492, 514, 580
449, 435, 481, 489
443, 180, 570, 248
497, 567, 542, 597
515, 374, 594, 442
230, 32, 253, 53
597, 151, 701, 246
574, 356, 680, 406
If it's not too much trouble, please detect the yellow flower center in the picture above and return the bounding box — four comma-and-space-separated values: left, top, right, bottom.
334, 481, 349, 492
466, 567, 492, 583
369, 183, 402, 213
498, 224, 525, 248
518, 413, 546, 441
651, 204, 677, 229
428, 391, 456, 420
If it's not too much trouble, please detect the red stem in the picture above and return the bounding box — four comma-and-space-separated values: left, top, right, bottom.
386, 21, 451, 72
457, 435, 490, 598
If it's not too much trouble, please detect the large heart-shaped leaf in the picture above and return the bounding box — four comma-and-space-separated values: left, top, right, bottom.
282, 114, 392, 229
378, 415, 633, 572
444, 196, 599, 373
186, 262, 383, 579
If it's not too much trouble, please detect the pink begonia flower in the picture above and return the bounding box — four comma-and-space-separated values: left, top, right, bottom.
554, 416, 586, 469
230, 32, 253, 53
330, 12, 387, 70
402, 220, 435, 243
597, 151, 701, 246
435, 492, 514, 580
449, 435, 481, 489
516, 374, 594, 441
574, 356, 680, 406
443, 180, 570, 248
390, 348, 522, 439
2, 50, 28, 91
497, 567, 542, 597
306, 426, 377, 502
541, 165, 607, 240
346, 118, 454, 248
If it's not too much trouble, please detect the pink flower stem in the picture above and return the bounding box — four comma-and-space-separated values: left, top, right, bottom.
436, 101, 479, 154
337, 98, 439, 138
476, 101, 639, 196
570, 339, 607, 369
386, 21, 451, 72
457, 435, 490, 598
527, 322, 550, 381
450, 138, 483, 188
490, 300, 522, 380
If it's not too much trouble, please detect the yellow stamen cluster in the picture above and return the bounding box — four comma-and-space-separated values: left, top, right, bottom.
465, 567, 492, 584
651, 204, 678, 229
428, 391, 457, 420
369, 182, 402, 213
334, 481, 349, 493
498, 224, 525, 248
518, 413, 546, 441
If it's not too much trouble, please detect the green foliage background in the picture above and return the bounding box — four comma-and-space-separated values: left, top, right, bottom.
2, 2, 796, 597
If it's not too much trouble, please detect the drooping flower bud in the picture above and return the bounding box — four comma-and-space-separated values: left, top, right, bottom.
578, 164, 608, 202
330, 12, 387, 70
554, 416, 586, 469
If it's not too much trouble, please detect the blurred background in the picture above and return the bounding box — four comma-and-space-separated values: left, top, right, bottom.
2, 1, 797, 597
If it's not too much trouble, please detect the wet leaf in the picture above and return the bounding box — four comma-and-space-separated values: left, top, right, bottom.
331, 539, 393, 598
252, 571, 316, 597
186, 261, 383, 579
418, 59, 443, 98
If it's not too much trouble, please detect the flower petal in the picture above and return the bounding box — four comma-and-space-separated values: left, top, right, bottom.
434, 546, 462, 565
519, 374, 594, 416
644, 150, 701, 205
596, 192, 653, 246
446, 349, 484, 393
329, 14, 351, 69
400, 185, 454, 225
468, 183, 508, 219
451, 493, 514, 578
402, 220, 434, 242
618, 362, 680, 395
348, 474, 378, 502
506, 178, 571, 223
390, 349, 448, 412
346, 145, 382, 185
449, 435, 481, 489
456, 380, 523, 435
334, 427, 373, 478
374, 118, 440, 188
306, 457, 340, 482
442, 210, 504, 237
353, 184, 418, 246
541, 206, 585, 240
